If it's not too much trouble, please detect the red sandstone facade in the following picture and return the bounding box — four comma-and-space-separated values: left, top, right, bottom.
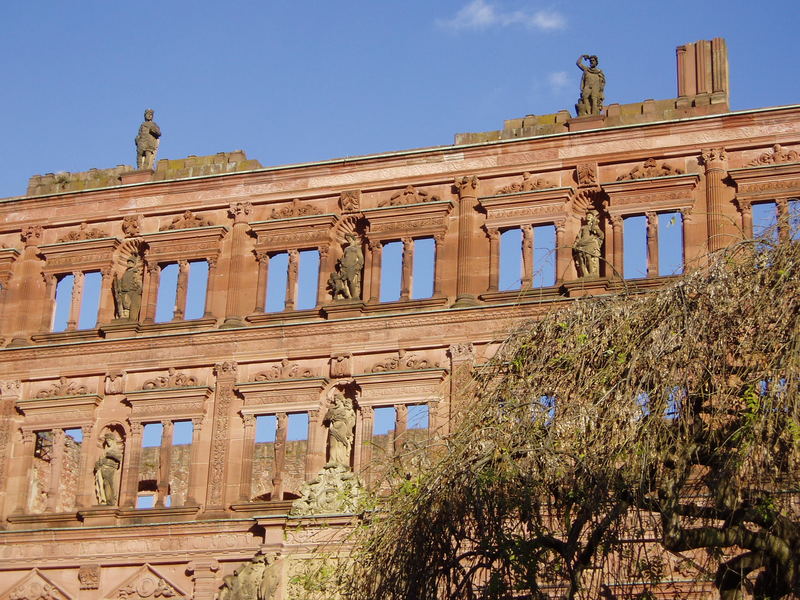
0, 40, 799, 599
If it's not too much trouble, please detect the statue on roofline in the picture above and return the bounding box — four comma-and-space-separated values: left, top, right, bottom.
135, 108, 161, 170
576, 54, 605, 117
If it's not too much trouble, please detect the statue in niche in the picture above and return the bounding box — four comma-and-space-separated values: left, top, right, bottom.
112, 256, 143, 321
328, 233, 364, 300
575, 55, 605, 117
217, 552, 281, 600
573, 210, 604, 278
94, 433, 123, 505
135, 108, 161, 170
325, 391, 356, 468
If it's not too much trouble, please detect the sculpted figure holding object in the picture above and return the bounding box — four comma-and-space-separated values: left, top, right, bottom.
135, 109, 161, 170
576, 55, 605, 117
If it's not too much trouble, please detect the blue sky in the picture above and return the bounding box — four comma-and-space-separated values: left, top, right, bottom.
1, 1, 797, 198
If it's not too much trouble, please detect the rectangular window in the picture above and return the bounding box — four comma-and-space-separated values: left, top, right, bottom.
658, 212, 684, 276
77, 271, 102, 329
752, 201, 778, 240
411, 237, 435, 299
296, 250, 321, 310
789, 199, 800, 240
623, 215, 647, 279
252, 415, 277, 500
154, 263, 179, 323
532, 224, 556, 288
169, 421, 193, 506
499, 228, 522, 291
407, 404, 429, 430
184, 260, 209, 319
265, 252, 289, 313
284, 413, 310, 496
52, 274, 75, 332
380, 241, 403, 302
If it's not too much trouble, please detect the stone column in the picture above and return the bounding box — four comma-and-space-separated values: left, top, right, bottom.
305, 409, 323, 479
39, 274, 57, 332
188, 560, 220, 600
0, 381, 21, 519
238, 414, 256, 502
367, 240, 382, 304
428, 399, 440, 439
185, 417, 204, 505
156, 420, 173, 507
393, 404, 408, 455
173, 260, 189, 321
66, 271, 84, 331
271, 413, 288, 500
121, 422, 144, 508
97, 267, 115, 324
700, 147, 729, 252
646, 212, 659, 278
447, 343, 475, 432
453, 175, 481, 307
9, 225, 44, 346
254, 252, 269, 313
316, 245, 330, 307
222, 202, 252, 327
521, 225, 533, 288
776, 198, 790, 242
75, 423, 95, 508
358, 406, 374, 483
610, 215, 624, 279
736, 199, 753, 239
203, 361, 237, 515
46, 428, 66, 512
284, 250, 299, 311
554, 220, 568, 285
142, 262, 160, 324
486, 228, 500, 292
203, 258, 217, 318
433, 232, 445, 297
14, 430, 36, 513
400, 237, 413, 301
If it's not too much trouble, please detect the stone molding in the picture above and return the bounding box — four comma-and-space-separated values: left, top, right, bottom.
125, 386, 212, 422
251, 214, 338, 252
480, 186, 573, 231
39, 237, 121, 274
601, 173, 700, 216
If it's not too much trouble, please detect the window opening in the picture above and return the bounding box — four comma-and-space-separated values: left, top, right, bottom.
184, 260, 209, 319
380, 241, 403, 302
77, 271, 102, 329
265, 252, 289, 312
411, 238, 435, 299
499, 228, 522, 291
52, 274, 75, 332
252, 415, 277, 500
296, 249, 321, 310
623, 215, 647, 279
532, 224, 556, 287
658, 212, 684, 275
154, 263, 179, 322
752, 201, 778, 240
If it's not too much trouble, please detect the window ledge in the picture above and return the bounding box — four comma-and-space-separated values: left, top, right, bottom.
480, 286, 563, 303
31, 329, 102, 344
138, 317, 218, 334
246, 308, 322, 325
361, 296, 448, 314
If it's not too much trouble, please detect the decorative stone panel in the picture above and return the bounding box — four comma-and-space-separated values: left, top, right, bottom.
125, 386, 212, 422
140, 225, 227, 264
729, 162, 800, 202
601, 173, 700, 216
251, 214, 338, 252
38, 237, 121, 276
363, 200, 453, 241
480, 186, 573, 230
16, 392, 101, 430
237, 377, 329, 414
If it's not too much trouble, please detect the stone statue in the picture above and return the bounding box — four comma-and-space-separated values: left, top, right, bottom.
575, 55, 605, 117
324, 391, 356, 468
112, 256, 143, 321
94, 433, 123, 505
573, 210, 604, 278
328, 234, 364, 300
216, 553, 281, 600
135, 109, 161, 170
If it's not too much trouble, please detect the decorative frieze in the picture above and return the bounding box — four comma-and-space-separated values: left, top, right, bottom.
616, 158, 684, 181
253, 358, 315, 381
369, 350, 437, 372
495, 172, 554, 194
379, 185, 440, 207
160, 210, 214, 231
747, 144, 799, 166
270, 198, 322, 219
142, 368, 198, 389
56, 222, 108, 243
35, 376, 89, 398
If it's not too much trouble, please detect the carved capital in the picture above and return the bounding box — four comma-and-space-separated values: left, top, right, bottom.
339, 190, 361, 213
228, 202, 253, 224
0, 380, 21, 396
122, 215, 142, 237
554, 219, 567, 235
700, 147, 728, 169
448, 342, 475, 362
21, 225, 43, 247
241, 413, 256, 428
213, 361, 238, 378
129, 421, 144, 436
453, 175, 479, 198
576, 162, 598, 187
255, 251, 269, 264
609, 214, 624, 228
485, 227, 500, 242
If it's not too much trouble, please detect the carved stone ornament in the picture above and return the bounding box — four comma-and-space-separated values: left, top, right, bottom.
747, 144, 799, 166
57, 222, 108, 243
213, 361, 238, 377
575, 54, 605, 117
617, 158, 684, 181
328, 233, 364, 300
253, 358, 314, 381
159, 210, 213, 231
448, 342, 475, 362
141, 367, 197, 389
700, 147, 728, 166
104, 372, 125, 395
229, 201, 253, 219
453, 175, 479, 196
573, 209, 604, 278
108, 564, 185, 600
0, 380, 22, 396
217, 552, 282, 600
370, 350, 437, 372
270, 198, 321, 219
5, 570, 70, 600
339, 190, 361, 213
329, 354, 353, 378
576, 162, 598, 187
135, 108, 161, 171
113, 254, 143, 321
78, 564, 101, 590
379, 185, 440, 208
122, 215, 143, 237
290, 464, 363, 516
495, 172, 553, 194
21, 225, 44, 247
35, 376, 88, 398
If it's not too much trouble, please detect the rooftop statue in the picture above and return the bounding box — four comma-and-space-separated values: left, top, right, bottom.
135, 108, 161, 170
575, 54, 605, 117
